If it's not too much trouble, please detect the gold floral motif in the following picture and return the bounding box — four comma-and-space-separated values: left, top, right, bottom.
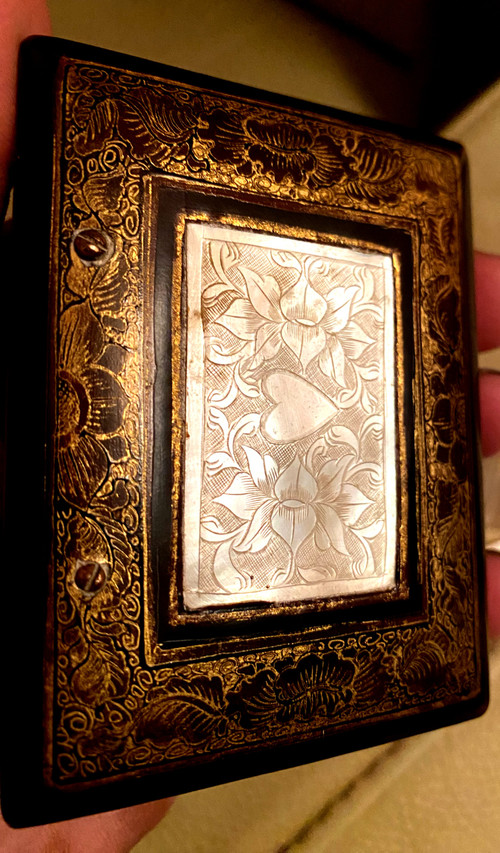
47, 57, 483, 788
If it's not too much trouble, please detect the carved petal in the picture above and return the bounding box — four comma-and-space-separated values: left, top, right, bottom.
279, 276, 327, 325
338, 320, 374, 360
314, 503, 349, 555
234, 499, 275, 553
271, 502, 316, 553
213, 472, 267, 520
337, 483, 373, 526
240, 266, 281, 322
282, 321, 325, 370
216, 298, 263, 341
274, 456, 317, 504
82, 366, 127, 435
322, 286, 358, 334
58, 433, 108, 508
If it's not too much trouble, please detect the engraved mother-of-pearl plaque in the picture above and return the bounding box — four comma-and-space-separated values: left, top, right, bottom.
183, 223, 396, 609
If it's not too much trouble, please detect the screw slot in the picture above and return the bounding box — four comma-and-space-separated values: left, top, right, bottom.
72, 228, 113, 266
74, 560, 108, 596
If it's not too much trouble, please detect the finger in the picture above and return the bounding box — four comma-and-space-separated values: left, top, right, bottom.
479, 371, 500, 456
475, 251, 500, 351
487, 551, 500, 637
0, 0, 51, 210
0, 798, 173, 851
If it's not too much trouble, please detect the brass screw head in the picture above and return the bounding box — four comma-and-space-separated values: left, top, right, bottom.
73, 228, 113, 264
74, 561, 108, 594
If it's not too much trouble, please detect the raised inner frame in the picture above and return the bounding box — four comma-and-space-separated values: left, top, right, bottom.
182, 222, 397, 610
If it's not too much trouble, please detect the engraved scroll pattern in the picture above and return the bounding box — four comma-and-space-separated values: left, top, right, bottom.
47, 60, 481, 785
186, 230, 394, 605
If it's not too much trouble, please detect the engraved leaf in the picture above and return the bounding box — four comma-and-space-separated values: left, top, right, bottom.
83, 169, 125, 214
314, 503, 348, 555
136, 677, 227, 745
203, 280, 237, 307
325, 425, 360, 455
240, 266, 281, 321
74, 99, 117, 155
352, 651, 392, 708
234, 499, 275, 553
228, 412, 261, 457
275, 653, 355, 720
212, 537, 250, 591
243, 445, 277, 492
339, 321, 374, 359
72, 645, 130, 707
350, 137, 403, 184
318, 335, 346, 384
414, 157, 448, 194
215, 298, 262, 340
234, 360, 260, 397
91, 253, 129, 318
117, 89, 198, 168
355, 519, 384, 539
253, 323, 282, 364
207, 406, 229, 440
401, 638, 449, 695
206, 451, 239, 476
316, 456, 353, 502
299, 564, 334, 582
201, 516, 243, 542
213, 472, 266, 521
231, 669, 280, 727
209, 241, 243, 289
207, 336, 249, 365
358, 363, 380, 381
79, 726, 129, 758
322, 286, 358, 333
270, 250, 302, 273
336, 483, 373, 526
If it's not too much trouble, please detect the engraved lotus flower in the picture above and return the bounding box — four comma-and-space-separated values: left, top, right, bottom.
198, 110, 352, 186
57, 301, 128, 509
214, 447, 372, 571
215, 260, 374, 381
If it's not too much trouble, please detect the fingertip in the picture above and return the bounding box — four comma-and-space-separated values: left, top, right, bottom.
479, 371, 500, 456
475, 251, 500, 351
487, 551, 500, 637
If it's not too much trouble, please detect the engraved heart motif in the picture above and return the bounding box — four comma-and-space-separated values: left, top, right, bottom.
261, 371, 338, 443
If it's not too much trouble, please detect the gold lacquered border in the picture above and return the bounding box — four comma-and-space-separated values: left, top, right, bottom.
47, 54, 484, 789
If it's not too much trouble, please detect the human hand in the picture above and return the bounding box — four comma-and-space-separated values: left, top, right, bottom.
475, 252, 500, 636
0, 800, 174, 852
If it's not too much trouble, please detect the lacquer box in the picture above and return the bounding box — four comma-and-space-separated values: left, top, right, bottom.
1, 36, 487, 826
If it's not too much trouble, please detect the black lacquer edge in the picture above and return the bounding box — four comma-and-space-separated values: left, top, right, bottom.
0, 38, 61, 827
459, 151, 489, 706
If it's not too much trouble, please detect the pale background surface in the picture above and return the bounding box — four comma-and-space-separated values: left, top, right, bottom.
45, 1, 500, 849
